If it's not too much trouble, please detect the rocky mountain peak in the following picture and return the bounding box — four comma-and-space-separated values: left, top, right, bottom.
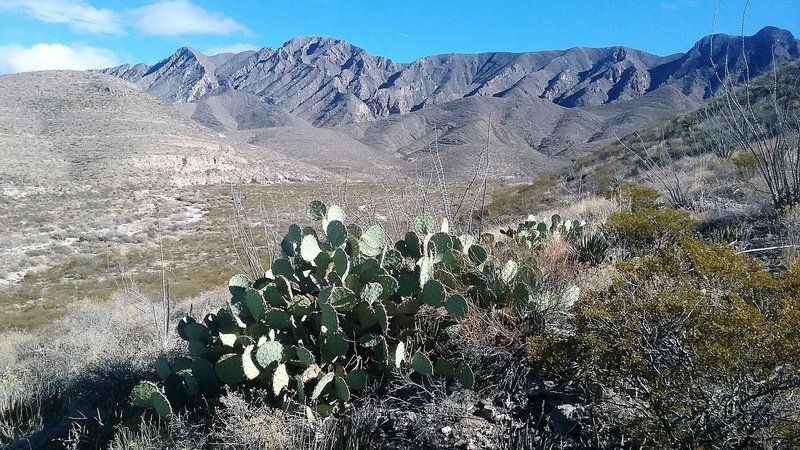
100, 26, 800, 126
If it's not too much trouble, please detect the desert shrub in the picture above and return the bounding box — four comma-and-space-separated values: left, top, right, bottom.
712, 62, 800, 211
605, 182, 660, 211
107, 413, 208, 450
606, 207, 696, 254
528, 237, 800, 448
731, 150, 760, 181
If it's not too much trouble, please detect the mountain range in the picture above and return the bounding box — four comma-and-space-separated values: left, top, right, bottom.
9, 26, 796, 181
92, 26, 800, 179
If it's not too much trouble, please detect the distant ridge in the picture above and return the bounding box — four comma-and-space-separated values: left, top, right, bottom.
99, 27, 799, 127
92, 27, 800, 178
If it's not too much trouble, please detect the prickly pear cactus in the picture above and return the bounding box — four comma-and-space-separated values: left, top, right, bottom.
500, 213, 587, 250
133, 200, 542, 418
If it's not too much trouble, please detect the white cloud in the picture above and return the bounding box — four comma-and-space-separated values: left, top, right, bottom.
0, 0, 122, 34
204, 43, 258, 55
0, 43, 119, 73
130, 0, 250, 37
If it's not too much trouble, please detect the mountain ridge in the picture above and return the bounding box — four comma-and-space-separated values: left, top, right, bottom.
99, 27, 799, 128
89, 26, 800, 178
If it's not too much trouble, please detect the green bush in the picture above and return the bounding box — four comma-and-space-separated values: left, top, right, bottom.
606, 207, 696, 254
529, 237, 800, 448
132, 201, 545, 419
605, 182, 660, 211
731, 150, 759, 180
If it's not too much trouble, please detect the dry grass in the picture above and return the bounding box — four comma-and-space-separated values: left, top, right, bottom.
0, 179, 469, 331
536, 236, 580, 290
536, 195, 620, 230
0, 284, 229, 448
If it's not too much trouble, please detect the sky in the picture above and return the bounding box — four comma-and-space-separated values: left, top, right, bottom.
0, 0, 798, 73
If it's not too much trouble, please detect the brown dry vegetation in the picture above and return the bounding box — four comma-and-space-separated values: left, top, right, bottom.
1, 178, 484, 331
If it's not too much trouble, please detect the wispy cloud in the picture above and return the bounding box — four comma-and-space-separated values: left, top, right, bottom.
204, 43, 258, 55
661, 0, 698, 10
129, 0, 250, 37
0, 0, 123, 34
0, 43, 119, 73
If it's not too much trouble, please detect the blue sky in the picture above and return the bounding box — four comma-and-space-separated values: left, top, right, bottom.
0, 0, 797, 73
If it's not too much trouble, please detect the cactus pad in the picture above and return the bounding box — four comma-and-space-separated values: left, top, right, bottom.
329, 286, 357, 309
320, 303, 339, 333
300, 234, 322, 263
245, 289, 267, 321
326, 204, 346, 223
455, 363, 475, 389
345, 370, 368, 391
311, 372, 334, 400
428, 232, 453, 255
192, 359, 219, 396
307, 200, 327, 221
421, 279, 445, 307
272, 364, 289, 396
414, 215, 434, 235
324, 331, 349, 358
154, 357, 172, 381
394, 342, 406, 368
256, 341, 283, 369
188, 339, 208, 357
184, 321, 211, 343
374, 302, 388, 332
382, 249, 403, 270
434, 358, 457, 378
263, 285, 288, 307
360, 282, 383, 304
501, 260, 519, 283
131, 381, 158, 407
445, 294, 468, 319
467, 245, 488, 265
150, 390, 173, 418
326, 220, 347, 248
334, 376, 351, 402
242, 345, 261, 380
280, 224, 301, 256
265, 310, 291, 329
410, 350, 433, 375
228, 274, 251, 290
359, 225, 385, 257
418, 256, 434, 288
296, 346, 315, 366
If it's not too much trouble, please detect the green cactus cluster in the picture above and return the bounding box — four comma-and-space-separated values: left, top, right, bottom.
500, 213, 587, 249
132, 201, 550, 419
